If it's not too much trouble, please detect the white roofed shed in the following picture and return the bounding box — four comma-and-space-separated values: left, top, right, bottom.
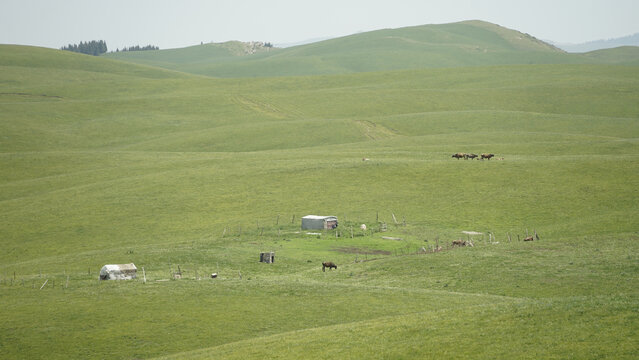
301, 215, 338, 230
99, 263, 137, 280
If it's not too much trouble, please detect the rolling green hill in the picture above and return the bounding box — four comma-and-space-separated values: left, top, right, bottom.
1, 43, 638, 359
105, 20, 592, 77
1, 44, 187, 79
105, 21, 639, 78
104, 41, 275, 73
581, 46, 639, 65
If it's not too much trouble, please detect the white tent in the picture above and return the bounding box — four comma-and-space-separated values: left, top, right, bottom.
99, 263, 137, 280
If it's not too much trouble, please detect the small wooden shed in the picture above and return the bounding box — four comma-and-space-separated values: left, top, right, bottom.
99, 263, 137, 280
260, 252, 275, 263
301, 215, 338, 230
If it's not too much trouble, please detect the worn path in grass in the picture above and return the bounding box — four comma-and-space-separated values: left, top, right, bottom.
1, 45, 638, 359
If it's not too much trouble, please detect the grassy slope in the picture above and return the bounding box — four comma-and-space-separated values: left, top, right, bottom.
0, 46, 638, 359
105, 21, 639, 78
104, 20, 595, 77
0, 44, 187, 79
104, 41, 276, 72
582, 46, 639, 65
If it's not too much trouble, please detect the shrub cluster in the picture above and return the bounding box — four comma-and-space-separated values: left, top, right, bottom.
61, 40, 107, 56
117, 45, 159, 52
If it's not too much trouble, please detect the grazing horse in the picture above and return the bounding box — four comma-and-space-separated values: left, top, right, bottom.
481, 153, 495, 160
467, 153, 478, 160
452, 153, 466, 160
322, 261, 337, 272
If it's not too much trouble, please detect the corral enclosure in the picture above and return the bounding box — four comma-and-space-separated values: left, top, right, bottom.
0, 21, 638, 360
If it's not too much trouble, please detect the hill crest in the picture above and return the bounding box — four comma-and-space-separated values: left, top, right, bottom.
96, 20, 636, 78
103, 20, 572, 77
554, 32, 639, 52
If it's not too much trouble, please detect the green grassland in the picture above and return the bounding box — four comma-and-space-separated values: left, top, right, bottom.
1, 36, 638, 360
104, 20, 635, 78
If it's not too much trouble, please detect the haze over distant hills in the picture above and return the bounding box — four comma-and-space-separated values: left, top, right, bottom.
103, 20, 639, 78
552, 33, 639, 53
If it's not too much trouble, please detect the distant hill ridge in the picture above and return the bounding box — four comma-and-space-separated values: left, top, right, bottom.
103, 20, 573, 77
89, 20, 639, 77
554, 33, 639, 53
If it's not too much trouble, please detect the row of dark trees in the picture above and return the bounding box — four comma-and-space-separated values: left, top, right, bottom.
116, 45, 159, 52
61, 40, 107, 56
60, 41, 160, 56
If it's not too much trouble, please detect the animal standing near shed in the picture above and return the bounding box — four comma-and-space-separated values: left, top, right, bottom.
322, 262, 337, 272
451, 239, 474, 247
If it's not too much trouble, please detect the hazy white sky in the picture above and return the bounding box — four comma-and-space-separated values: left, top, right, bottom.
1, 0, 637, 50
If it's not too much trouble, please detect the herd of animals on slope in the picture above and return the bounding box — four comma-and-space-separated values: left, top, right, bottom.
362, 153, 503, 162
452, 152, 503, 160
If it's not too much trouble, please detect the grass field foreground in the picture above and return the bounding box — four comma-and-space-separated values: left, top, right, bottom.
0, 45, 638, 359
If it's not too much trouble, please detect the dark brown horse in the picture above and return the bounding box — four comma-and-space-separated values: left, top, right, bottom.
322, 261, 337, 272
481, 153, 495, 160
452, 153, 466, 160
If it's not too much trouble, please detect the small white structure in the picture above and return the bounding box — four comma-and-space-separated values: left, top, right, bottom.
301, 215, 338, 230
99, 263, 137, 280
